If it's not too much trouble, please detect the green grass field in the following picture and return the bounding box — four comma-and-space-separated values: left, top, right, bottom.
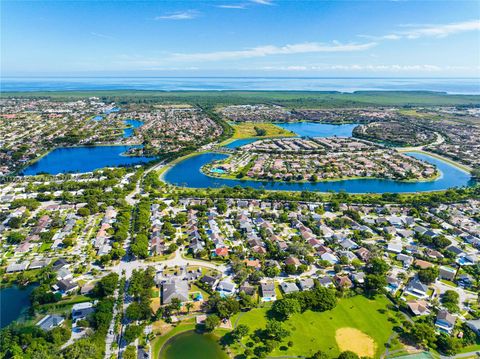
231, 122, 296, 139
230, 295, 398, 358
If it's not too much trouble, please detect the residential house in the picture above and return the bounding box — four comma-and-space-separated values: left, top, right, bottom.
162, 280, 189, 304
280, 282, 299, 294
435, 310, 456, 334
36, 315, 65, 331
261, 282, 276, 302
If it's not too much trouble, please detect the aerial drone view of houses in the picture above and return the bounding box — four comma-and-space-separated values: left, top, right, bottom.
2, 1, 480, 358
1, 90, 480, 359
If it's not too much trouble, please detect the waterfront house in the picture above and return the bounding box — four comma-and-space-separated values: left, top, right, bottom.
36, 315, 65, 331
162, 280, 189, 304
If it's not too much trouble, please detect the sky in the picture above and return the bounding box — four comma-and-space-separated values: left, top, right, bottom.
1, 0, 480, 77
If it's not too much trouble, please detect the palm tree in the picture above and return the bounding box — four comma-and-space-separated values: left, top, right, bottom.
186, 302, 194, 314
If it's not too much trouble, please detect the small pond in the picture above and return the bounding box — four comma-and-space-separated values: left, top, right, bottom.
159, 331, 228, 359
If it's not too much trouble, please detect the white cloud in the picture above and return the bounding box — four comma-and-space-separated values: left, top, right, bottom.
171, 41, 377, 62
362, 19, 480, 40
257, 64, 473, 72
399, 20, 480, 38
90, 32, 115, 40
217, 4, 247, 9
250, 0, 274, 5
155, 10, 200, 20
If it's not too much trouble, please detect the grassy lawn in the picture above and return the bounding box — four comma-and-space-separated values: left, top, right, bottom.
231, 122, 296, 139
230, 295, 398, 359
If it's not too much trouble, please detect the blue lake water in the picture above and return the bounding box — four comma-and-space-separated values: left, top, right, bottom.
0, 285, 35, 328
105, 107, 120, 114
277, 122, 359, 137
223, 138, 259, 149
163, 152, 473, 193
2, 77, 479, 94
123, 119, 144, 138
22, 145, 155, 175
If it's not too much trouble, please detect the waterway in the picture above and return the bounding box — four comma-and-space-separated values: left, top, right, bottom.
0, 285, 35, 328
159, 331, 228, 359
163, 151, 473, 194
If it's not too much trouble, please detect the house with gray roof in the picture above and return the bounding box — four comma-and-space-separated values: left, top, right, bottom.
435, 310, 456, 334
404, 278, 428, 298
298, 278, 315, 291
162, 280, 189, 304
36, 315, 65, 331
280, 282, 299, 294
261, 282, 276, 302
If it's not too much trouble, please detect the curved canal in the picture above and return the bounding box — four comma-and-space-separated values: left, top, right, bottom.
163, 151, 473, 194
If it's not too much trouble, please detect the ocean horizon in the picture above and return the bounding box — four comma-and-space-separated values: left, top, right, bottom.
1, 76, 479, 94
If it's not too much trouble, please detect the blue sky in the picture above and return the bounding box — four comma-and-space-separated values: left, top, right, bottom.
1, 0, 480, 77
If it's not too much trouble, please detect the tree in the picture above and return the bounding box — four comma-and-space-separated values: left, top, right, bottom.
6, 231, 25, 244
169, 298, 182, 315
337, 351, 359, 359
310, 351, 330, 359
186, 302, 194, 314
441, 290, 460, 313
123, 345, 137, 359
436, 333, 460, 355
77, 207, 90, 217
364, 274, 387, 295
409, 322, 437, 347
366, 258, 390, 275
231, 324, 250, 342
8, 216, 23, 228
93, 272, 118, 297
264, 319, 289, 341
205, 314, 220, 332
124, 324, 143, 344
271, 298, 301, 320
126, 301, 150, 321
418, 267, 439, 285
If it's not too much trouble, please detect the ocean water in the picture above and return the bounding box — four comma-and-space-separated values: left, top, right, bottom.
1, 77, 479, 94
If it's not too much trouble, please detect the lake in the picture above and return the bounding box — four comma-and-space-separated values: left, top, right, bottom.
123, 119, 143, 138
0, 285, 35, 328
163, 151, 473, 193
160, 331, 228, 359
22, 145, 155, 175
223, 138, 259, 149
277, 122, 359, 137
